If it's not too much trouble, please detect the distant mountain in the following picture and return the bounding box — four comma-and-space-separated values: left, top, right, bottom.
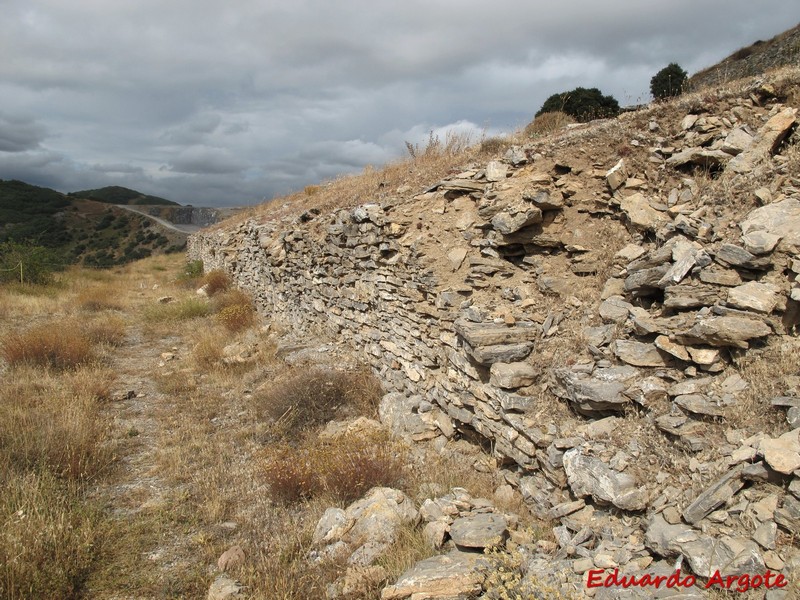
68, 185, 179, 206
0, 179, 186, 268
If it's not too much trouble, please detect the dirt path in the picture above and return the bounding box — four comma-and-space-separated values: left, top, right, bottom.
85, 324, 211, 598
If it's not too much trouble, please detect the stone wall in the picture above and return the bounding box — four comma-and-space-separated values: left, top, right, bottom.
188, 201, 542, 468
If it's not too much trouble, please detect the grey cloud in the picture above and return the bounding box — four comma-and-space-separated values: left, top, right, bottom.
166, 146, 247, 175
0, 1, 797, 206
0, 113, 47, 152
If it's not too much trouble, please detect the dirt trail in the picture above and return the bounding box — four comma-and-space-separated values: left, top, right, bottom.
85, 324, 207, 598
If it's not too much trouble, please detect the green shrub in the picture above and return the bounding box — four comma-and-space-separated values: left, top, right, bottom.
0, 241, 61, 285
143, 298, 210, 323
181, 259, 204, 280
536, 87, 619, 122
650, 63, 687, 100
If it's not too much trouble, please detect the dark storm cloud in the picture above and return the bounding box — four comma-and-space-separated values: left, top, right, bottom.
1, 1, 798, 206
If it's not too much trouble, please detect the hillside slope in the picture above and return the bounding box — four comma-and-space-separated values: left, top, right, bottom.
190, 66, 800, 597
689, 22, 800, 91
0, 179, 186, 267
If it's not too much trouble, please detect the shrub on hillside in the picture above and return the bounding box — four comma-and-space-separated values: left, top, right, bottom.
203, 269, 231, 296
255, 368, 383, 438
2, 322, 95, 370
262, 431, 406, 504
216, 303, 255, 332
650, 63, 688, 100
536, 87, 620, 122
524, 111, 576, 138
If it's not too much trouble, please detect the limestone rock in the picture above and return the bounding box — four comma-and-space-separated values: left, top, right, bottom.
448, 513, 508, 549
740, 198, 800, 254
614, 339, 672, 368
381, 550, 486, 599
644, 514, 698, 557
759, 430, 800, 474
742, 230, 781, 255
727, 282, 779, 314
677, 316, 771, 349
606, 158, 627, 191
679, 535, 764, 578
720, 126, 754, 155
207, 576, 243, 600
484, 161, 508, 182
489, 361, 538, 389
728, 107, 797, 174
666, 147, 732, 169
552, 366, 638, 414
682, 465, 744, 525
562, 449, 648, 511
217, 545, 245, 573
620, 193, 669, 232
491, 206, 542, 235
316, 488, 419, 567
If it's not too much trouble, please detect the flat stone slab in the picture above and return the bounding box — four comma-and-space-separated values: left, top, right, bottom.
740, 198, 800, 254
380, 550, 486, 599
448, 513, 508, 549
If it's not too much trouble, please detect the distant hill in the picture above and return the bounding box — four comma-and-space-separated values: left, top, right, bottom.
689, 22, 800, 91
68, 185, 179, 206
0, 179, 186, 268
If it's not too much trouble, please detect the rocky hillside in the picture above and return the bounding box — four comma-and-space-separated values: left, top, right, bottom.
190, 67, 800, 598
689, 23, 800, 91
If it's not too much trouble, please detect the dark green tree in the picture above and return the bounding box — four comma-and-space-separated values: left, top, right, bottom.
650, 63, 688, 100
536, 87, 620, 122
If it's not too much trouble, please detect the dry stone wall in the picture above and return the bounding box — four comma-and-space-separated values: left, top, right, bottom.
188, 198, 545, 468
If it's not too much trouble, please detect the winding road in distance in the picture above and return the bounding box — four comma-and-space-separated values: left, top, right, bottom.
115, 205, 203, 234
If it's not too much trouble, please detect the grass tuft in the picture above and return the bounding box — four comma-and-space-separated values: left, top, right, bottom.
203, 269, 232, 296
254, 368, 383, 439
262, 431, 406, 504
2, 321, 95, 370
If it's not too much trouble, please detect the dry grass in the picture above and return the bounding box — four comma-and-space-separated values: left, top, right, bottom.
203, 269, 232, 296
262, 431, 407, 504
0, 366, 111, 480
233, 130, 500, 224
191, 328, 227, 369
84, 314, 127, 346
143, 296, 210, 323
524, 111, 576, 138
2, 321, 96, 370
0, 470, 102, 600
254, 367, 383, 439
76, 284, 125, 312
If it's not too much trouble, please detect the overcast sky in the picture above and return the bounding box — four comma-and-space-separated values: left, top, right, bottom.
1, 2, 798, 207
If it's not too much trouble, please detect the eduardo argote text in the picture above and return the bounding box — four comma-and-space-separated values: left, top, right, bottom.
587, 568, 789, 593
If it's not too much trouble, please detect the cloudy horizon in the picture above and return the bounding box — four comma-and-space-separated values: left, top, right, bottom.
1, 2, 798, 207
